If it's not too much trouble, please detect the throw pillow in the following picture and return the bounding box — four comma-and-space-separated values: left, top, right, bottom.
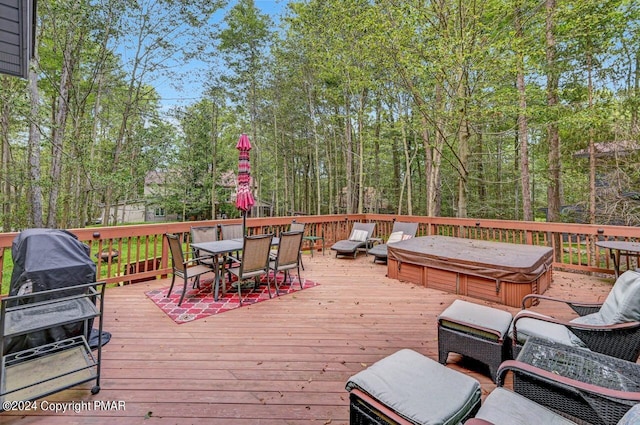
349, 229, 369, 242
387, 231, 404, 244
401, 234, 413, 240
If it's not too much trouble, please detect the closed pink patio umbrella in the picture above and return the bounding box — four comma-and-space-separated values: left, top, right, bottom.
236, 133, 255, 235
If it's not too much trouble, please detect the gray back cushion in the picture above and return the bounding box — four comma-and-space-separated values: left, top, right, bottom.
599, 270, 640, 324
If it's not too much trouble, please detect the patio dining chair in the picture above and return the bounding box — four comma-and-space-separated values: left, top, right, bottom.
190, 225, 218, 270
269, 230, 304, 295
223, 233, 274, 306
220, 223, 244, 270
330, 222, 376, 259
165, 233, 213, 306
220, 224, 244, 240
511, 269, 640, 361
288, 221, 306, 270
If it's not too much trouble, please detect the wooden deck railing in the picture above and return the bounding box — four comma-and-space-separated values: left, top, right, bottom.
1, 214, 639, 293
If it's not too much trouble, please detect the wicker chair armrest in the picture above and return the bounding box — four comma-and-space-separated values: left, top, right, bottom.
521, 294, 602, 315
513, 310, 613, 331
497, 359, 640, 403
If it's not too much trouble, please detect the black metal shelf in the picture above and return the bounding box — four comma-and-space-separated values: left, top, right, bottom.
0, 282, 106, 407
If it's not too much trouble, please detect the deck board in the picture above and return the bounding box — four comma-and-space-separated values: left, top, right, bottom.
1, 253, 615, 424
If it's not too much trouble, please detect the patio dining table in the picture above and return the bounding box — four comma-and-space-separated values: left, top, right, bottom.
191, 237, 279, 301
595, 240, 640, 278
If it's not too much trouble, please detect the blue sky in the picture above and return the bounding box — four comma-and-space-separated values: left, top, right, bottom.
153, 0, 289, 112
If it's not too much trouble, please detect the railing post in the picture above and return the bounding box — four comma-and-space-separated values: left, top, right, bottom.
525, 229, 533, 245
161, 233, 169, 273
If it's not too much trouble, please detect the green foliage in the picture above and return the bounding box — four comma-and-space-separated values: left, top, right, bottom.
0, 0, 639, 230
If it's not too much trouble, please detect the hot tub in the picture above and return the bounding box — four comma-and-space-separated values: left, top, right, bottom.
387, 236, 553, 307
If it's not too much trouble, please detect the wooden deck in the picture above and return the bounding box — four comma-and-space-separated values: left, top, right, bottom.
1, 252, 615, 424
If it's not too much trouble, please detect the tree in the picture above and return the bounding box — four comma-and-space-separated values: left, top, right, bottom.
545, 0, 561, 225
514, 0, 533, 221
218, 0, 272, 216
100, 0, 222, 225
560, 0, 626, 223
0, 76, 28, 230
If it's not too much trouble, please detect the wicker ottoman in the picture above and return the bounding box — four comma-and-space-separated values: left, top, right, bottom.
438, 299, 513, 382
345, 349, 481, 425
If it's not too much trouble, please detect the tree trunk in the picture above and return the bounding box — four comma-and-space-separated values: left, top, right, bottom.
633, 54, 640, 136
456, 74, 470, 219
545, 0, 562, 265
211, 100, 219, 219
515, 2, 533, 221
0, 76, 11, 231
27, 53, 43, 228
357, 90, 366, 213
344, 90, 354, 214
374, 96, 382, 213
427, 83, 444, 217
546, 0, 561, 224
307, 80, 322, 215
47, 31, 77, 228
400, 112, 413, 215
587, 51, 596, 224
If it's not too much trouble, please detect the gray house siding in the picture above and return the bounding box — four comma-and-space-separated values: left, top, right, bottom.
0, 0, 35, 79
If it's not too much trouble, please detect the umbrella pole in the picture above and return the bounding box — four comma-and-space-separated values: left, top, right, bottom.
242, 211, 247, 236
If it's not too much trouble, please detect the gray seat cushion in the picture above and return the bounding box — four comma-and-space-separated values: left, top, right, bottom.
475, 388, 576, 424
439, 300, 513, 341
510, 310, 584, 347
346, 349, 481, 425
331, 239, 366, 253
368, 244, 388, 258
618, 404, 640, 425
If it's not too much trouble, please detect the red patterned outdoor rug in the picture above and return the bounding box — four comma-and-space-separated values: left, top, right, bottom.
146, 274, 319, 324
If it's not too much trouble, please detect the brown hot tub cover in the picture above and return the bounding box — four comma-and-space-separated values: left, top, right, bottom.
388, 236, 553, 284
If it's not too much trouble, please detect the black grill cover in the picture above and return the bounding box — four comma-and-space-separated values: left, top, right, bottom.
6, 228, 97, 354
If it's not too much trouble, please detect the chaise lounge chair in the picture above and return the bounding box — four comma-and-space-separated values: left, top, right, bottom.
330, 222, 376, 259
368, 221, 419, 264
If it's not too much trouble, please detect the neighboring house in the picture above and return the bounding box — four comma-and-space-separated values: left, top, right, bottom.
98, 171, 178, 225
566, 141, 640, 225
220, 170, 272, 218
99, 170, 269, 224
100, 200, 148, 224
142, 170, 180, 222
573, 140, 640, 159
336, 186, 390, 213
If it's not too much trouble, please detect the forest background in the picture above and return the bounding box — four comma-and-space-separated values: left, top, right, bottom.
1, 0, 640, 232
